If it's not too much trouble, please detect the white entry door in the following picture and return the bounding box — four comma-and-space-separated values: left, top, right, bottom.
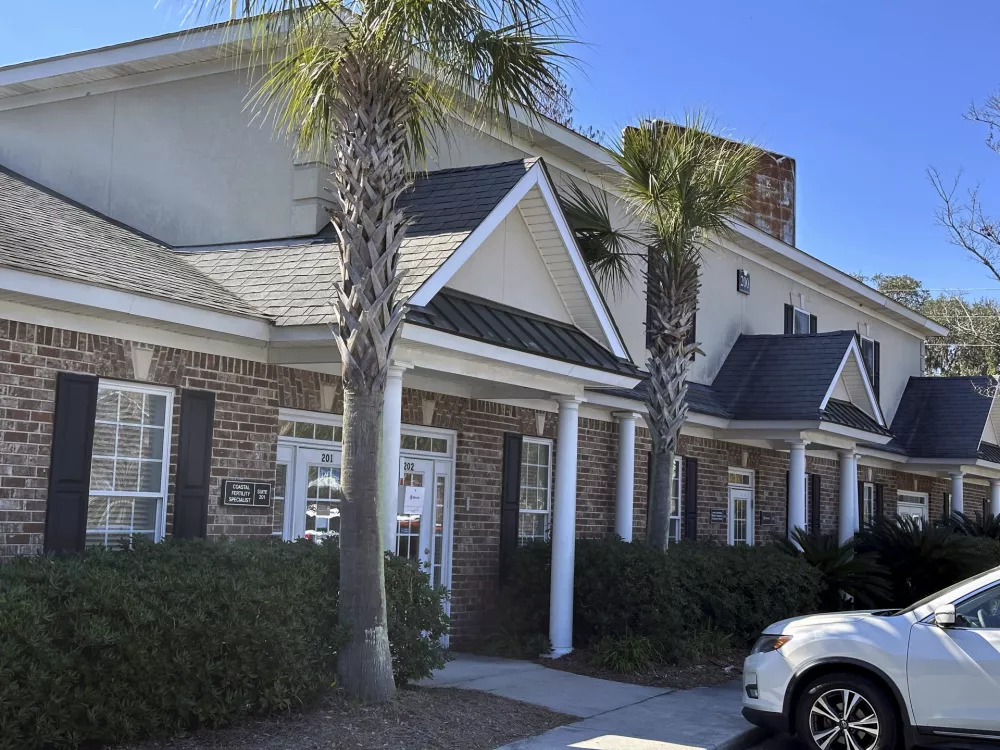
289, 447, 342, 543
396, 457, 435, 570
729, 487, 754, 545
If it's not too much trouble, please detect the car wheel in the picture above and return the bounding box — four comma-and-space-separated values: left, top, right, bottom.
795, 672, 898, 750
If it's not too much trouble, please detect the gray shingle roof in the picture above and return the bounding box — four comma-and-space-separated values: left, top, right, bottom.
889, 376, 993, 458
407, 289, 638, 376
591, 332, 891, 436
0, 166, 261, 319
711, 331, 857, 421
184, 159, 536, 325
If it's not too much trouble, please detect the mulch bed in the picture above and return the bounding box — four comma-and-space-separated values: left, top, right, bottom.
129, 686, 572, 750
540, 647, 748, 690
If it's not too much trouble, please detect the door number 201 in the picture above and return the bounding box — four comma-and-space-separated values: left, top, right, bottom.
321, 453, 335, 463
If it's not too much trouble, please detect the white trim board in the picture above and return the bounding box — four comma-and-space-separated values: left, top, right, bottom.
406, 160, 629, 360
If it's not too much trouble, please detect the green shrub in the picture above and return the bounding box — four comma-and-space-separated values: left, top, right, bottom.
0, 538, 448, 750
856, 516, 1000, 606
591, 633, 660, 673
501, 537, 822, 660
666, 541, 822, 645
950, 511, 1000, 540
676, 625, 734, 664
384, 552, 450, 683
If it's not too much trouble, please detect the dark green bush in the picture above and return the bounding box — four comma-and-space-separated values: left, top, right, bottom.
0, 538, 448, 750
501, 537, 822, 660
856, 516, 1000, 607
777, 529, 892, 610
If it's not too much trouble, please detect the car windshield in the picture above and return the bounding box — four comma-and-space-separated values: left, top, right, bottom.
897, 567, 1000, 615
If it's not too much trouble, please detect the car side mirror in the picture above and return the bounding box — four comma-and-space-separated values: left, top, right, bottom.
934, 603, 957, 628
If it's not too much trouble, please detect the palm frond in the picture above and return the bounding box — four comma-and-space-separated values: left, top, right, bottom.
559, 181, 642, 298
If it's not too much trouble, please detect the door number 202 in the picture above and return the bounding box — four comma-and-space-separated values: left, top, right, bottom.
403, 461, 415, 471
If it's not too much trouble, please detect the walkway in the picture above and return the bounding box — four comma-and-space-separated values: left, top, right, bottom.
419, 654, 770, 750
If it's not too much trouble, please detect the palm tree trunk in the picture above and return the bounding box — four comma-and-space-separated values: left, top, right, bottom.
337, 386, 395, 703
328, 50, 411, 703
645, 250, 699, 551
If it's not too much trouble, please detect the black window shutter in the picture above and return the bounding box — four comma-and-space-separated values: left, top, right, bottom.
173, 389, 215, 540
783, 304, 794, 334
44, 373, 99, 554
875, 484, 884, 519
498, 432, 523, 584
943, 491, 951, 521
872, 341, 881, 402
809, 314, 818, 334
685, 311, 697, 361
683, 456, 698, 540
810, 473, 822, 537
857, 480, 865, 528
785, 470, 790, 530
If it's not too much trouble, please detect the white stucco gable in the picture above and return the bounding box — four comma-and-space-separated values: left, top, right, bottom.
408, 160, 629, 359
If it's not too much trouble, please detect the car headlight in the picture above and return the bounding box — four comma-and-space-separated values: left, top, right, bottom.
751, 635, 792, 654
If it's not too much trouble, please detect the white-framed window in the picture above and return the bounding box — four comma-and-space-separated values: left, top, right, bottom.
518, 438, 552, 544
897, 490, 928, 522
792, 306, 811, 334
862, 482, 876, 526
860, 336, 876, 378
728, 468, 755, 546
87, 381, 174, 547
278, 408, 343, 444
670, 456, 683, 542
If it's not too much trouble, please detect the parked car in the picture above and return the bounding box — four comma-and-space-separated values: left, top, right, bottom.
742, 566, 1000, 750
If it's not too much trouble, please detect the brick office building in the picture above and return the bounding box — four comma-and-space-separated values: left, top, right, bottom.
2, 29, 1000, 653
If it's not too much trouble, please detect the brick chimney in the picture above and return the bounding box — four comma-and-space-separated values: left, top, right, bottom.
640, 121, 797, 246
741, 150, 795, 246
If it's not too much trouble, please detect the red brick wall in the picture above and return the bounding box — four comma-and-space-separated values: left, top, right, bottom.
0, 319, 285, 558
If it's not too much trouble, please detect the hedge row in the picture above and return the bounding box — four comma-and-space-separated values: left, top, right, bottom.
0, 539, 448, 750
505, 538, 822, 658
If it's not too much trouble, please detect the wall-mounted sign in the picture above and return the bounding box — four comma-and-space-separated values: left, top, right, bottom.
221, 480, 272, 507
402, 486, 425, 514
760, 511, 774, 526
736, 269, 751, 295
710, 508, 727, 523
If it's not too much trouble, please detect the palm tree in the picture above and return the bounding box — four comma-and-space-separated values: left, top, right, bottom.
572, 117, 760, 550
183, 0, 573, 703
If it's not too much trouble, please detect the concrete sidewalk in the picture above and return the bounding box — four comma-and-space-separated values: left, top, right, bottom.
419, 654, 769, 750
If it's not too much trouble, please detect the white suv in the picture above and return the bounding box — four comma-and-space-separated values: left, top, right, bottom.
742, 566, 1000, 750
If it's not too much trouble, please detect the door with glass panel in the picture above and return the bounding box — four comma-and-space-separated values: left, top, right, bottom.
290, 447, 342, 543
728, 487, 754, 545
396, 455, 451, 589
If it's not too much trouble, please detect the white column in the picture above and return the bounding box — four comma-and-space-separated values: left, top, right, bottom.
838, 450, 857, 544
951, 472, 965, 516
991, 479, 1000, 518
549, 396, 582, 658
787, 440, 808, 544
379, 362, 411, 552
613, 412, 639, 542
852, 454, 861, 535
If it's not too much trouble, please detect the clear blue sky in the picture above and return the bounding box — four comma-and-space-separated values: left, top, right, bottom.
2, 0, 999, 295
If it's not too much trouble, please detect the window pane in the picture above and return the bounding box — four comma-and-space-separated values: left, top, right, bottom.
401, 435, 416, 450
519, 513, 547, 544
90, 458, 114, 491
118, 391, 144, 424
416, 436, 433, 452
315, 423, 334, 441
794, 309, 810, 334
294, 422, 314, 439
274, 464, 287, 500
143, 394, 168, 427
139, 461, 163, 492
432, 438, 448, 453
86, 495, 159, 548
141, 427, 164, 459
96, 390, 120, 422
114, 460, 140, 492
92, 423, 117, 457
116, 425, 142, 458
334, 426, 343, 442
278, 420, 294, 437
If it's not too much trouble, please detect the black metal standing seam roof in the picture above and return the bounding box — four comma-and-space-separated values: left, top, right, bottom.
979, 442, 1000, 464
406, 289, 639, 376
889, 376, 993, 458
822, 399, 892, 436
710, 331, 857, 421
